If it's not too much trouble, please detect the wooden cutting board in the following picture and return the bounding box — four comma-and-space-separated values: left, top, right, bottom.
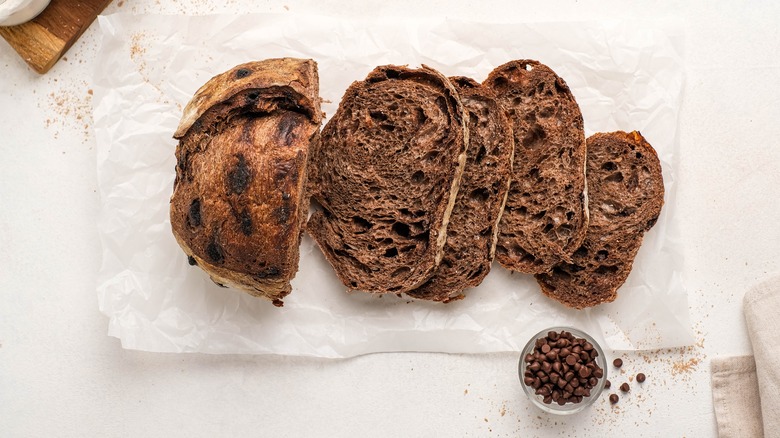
0, 0, 112, 74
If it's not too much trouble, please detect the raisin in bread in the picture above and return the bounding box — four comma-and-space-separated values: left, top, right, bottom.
170, 58, 322, 306
535, 131, 665, 309
483, 60, 588, 274
406, 77, 514, 302
307, 65, 468, 294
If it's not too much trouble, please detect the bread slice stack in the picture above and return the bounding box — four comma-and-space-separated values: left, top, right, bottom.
171, 58, 665, 309
535, 131, 664, 308
405, 77, 514, 302
307, 65, 469, 294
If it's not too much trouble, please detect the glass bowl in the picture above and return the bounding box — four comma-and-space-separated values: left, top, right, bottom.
518, 326, 607, 415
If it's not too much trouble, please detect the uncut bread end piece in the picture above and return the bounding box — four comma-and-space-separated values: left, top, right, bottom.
484, 60, 589, 274
406, 77, 514, 302
307, 65, 468, 295
170, 58, 321, 307
535, 131, 665, 309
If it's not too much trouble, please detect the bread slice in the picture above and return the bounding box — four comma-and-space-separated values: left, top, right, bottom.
406, 77, 514, 302
170, 58, 321, 306
535, 131, 665, 309
307, 65, 468, 294
483, 60, 589, 274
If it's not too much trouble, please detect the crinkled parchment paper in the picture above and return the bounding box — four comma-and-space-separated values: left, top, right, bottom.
94, 13, 692, 356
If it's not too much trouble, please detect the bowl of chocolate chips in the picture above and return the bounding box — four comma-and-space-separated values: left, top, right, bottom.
519, 327, 607, 414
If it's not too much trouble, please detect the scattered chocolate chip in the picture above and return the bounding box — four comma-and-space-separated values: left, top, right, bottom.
187, 255, 197, 266
613, 358, 623, 368
609, 394, 619, 404
620, 382, 630, 393
636, 373, 646, 383
604, 379, 611, 389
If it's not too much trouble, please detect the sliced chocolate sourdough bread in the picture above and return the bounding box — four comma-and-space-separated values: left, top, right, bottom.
484, 60, 589, 274
307, 65, 468, 294
406, 77, 514, 302
535, 131, 665, 309
170, 58, 321, 306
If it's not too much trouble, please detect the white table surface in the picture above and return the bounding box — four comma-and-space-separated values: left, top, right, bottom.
2, 1, 778, 436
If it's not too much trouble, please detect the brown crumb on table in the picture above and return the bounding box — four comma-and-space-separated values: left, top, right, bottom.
671, 357, 700, 375
130, 32, 148, 60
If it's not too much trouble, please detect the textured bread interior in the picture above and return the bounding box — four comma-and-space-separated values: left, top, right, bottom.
484, 60, 589, 275
307, 65, 468, 294
535, 131, 665, 309
406, 76, 514, 302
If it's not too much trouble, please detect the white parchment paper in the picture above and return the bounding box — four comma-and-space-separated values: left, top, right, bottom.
94, 13, 692, 356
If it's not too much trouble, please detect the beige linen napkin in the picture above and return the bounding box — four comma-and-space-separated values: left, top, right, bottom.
711, 276, 780, 438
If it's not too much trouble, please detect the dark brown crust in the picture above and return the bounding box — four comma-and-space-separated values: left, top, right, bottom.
535, 131, 665, 309
484, 60, 589, 274
170, 58, 321, 306
306, 65, 468, 294
406, 77, 514, 302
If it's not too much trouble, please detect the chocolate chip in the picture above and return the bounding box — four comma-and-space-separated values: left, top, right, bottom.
522, 329, 604, 407
636, 373, 646, 383
246, 91, 260, 104
613, 358, 623, 368
227, 154, 252, 195
187, 255, 197, 266
238, 209, 253, 236
188, 198, 202, 228
609, 394, 619, 404
620, 382, 630, 392
604, 379, 611, 389
235, 68, 251, 79
276, 113, 298, 147
274, 205, 291, 224
206, 240, 224, 263
255, 266, 281, 278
